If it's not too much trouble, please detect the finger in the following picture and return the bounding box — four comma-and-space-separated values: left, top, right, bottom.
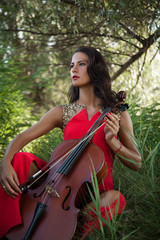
8, 177, 22, 195
3, 178, 21, 197
106, 113, 119, 128
105, 120, 119, 138
13, 172, 20, 187
2, 186, 16, 198
105, 117, 119, 131
109, 112, 119, 119
106, 113, 119, 125
106, 124, 117, 135
1, 180, 16, 198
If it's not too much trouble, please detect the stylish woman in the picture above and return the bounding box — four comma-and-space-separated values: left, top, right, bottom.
0, 46, 142, 239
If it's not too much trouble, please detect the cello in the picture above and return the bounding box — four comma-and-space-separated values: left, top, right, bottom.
6, 92, 128, 240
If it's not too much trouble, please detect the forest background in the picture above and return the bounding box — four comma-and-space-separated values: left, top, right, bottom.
0, 0, 160, 239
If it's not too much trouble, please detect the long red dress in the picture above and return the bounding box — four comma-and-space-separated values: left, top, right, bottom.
0, 103, 125, 237
63, 104, 126, 236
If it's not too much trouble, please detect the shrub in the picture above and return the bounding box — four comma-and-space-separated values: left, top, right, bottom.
0, 44, 32, 158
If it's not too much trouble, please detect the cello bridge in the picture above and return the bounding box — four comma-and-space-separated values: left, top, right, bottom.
45, 185, 60, 198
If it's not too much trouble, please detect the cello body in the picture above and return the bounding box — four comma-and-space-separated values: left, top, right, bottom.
6, 139, 107, 240
6, 95, 128, 240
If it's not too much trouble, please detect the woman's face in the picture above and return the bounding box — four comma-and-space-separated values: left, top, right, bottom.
70, 52, 91, 87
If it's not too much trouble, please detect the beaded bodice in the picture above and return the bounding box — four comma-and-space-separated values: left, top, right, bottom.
62, 102, 121, 131
62, 102, 85, 131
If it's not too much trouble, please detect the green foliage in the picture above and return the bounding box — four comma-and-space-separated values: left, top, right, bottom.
111, 102, 160, 240
23, 128, 63, 162
0, 0, 160, 109
17, 100, 160, 240
0, 1, 160, 238
0, 43, 33, 158
77, 101, 160, 240
129, 102, 160, 150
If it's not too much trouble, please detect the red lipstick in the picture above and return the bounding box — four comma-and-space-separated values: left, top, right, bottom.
72, 75, 79, 80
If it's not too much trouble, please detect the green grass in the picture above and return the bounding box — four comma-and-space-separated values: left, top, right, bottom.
73, 102, 160, 240
0, 101, 159, 239
83, 103, 160, 240
1, 44, 159, 239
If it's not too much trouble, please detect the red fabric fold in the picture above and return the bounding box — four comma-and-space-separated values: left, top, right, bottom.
0, 152, 47, 238
81, 192, 126, 238
0, 107, 126, 237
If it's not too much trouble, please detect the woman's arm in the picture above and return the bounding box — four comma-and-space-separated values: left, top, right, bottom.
104, 110, 142, 171
0, 106, 63, 196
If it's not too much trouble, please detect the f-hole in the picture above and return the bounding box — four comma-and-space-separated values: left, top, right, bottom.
62, 186, 71, 210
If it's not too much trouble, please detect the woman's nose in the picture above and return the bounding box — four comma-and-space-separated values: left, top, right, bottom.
72, 65, 78, 73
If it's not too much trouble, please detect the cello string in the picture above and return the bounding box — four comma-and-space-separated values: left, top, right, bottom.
48, 122, 105, 182
26, 144, 77, 189
34, 105, 126, 203
28, 136, 94, 203
50, 106, 110, 176
27, 122, 106, 190
62, 104, 124, 174
27, 106, 111, 189
22, 104, 121, 190
28, 132, 98, 189
41, 107, 114, 200
59, 122, 106, 175
27, 138, 87, 189
57, 107, 113, 175
35, 105, 123, 203
57, 118, 105, 175
29, 105, 120, 201
42, 149, 105, 206
58, 117, 106, 175
41, 174, 62, 203
41, 123, 106, 204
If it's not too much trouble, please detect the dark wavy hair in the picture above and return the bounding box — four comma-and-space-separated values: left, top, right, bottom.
68, 46, 118, 107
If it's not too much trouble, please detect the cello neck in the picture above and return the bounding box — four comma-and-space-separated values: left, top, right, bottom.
57, 103, 128, 176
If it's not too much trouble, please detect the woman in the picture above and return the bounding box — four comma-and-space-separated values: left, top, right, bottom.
0, 46, 142, 239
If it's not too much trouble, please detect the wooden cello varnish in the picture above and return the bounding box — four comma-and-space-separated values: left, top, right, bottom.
6, 139, 107, 240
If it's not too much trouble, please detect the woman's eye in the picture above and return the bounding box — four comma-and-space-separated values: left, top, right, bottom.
70, 62, 86, 68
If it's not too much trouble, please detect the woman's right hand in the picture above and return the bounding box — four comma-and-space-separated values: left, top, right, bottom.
0, 162, 22, 198
0, 105, 63, 198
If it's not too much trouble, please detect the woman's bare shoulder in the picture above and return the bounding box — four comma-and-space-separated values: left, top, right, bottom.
40, 105, 63, 129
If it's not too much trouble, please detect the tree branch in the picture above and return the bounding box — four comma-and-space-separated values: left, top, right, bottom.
118, 21, 145, 44
111, 27, 160, 81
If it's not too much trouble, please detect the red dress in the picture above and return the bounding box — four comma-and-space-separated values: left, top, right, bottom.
0, 104, 125, 237
63, 105, 126, 236
63, 105, 114, 192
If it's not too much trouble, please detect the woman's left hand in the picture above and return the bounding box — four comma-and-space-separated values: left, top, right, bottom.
104, 113, 120, 143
